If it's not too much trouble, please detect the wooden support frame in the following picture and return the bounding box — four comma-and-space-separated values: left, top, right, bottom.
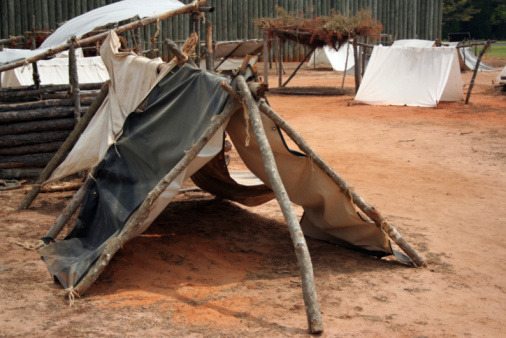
465, 40, 491, 104
235, 75, 324, 333
281, 48, 314, 87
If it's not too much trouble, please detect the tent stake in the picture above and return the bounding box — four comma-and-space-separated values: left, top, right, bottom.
73, 92, 241, 297
235, 76, 324, 334
257, 100, 426, 268
19, 81, 110, 210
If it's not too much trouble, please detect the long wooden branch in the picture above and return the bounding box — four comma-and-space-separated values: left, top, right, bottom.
257, 100, 426, 268
465, 40, 491, 104
73, 90, 241, 296
235, 75, 324, 334
19, 81, 110, 210
0, 0, 207, 73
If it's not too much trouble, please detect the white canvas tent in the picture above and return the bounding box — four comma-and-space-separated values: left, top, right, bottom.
354, 45, 464, 107
497, 65, 506, 84
392, 39, 435, 48
307, 43, 355, 71
199, 39, 264, 71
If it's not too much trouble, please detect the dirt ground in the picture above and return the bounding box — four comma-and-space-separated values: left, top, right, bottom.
1, 59, 506, 337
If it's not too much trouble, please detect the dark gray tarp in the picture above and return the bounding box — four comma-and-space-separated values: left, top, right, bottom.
40, 65, 230, 288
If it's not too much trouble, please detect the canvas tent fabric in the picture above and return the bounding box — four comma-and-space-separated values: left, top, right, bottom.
1, 56, 109, 87
354, 45, 464, 107
0, 0, 185, 66
458, 46, 496, 72
497, 65, 506, 84
392, 39, 435, 48
307, 43, 355, 71
47, 31, 170, 182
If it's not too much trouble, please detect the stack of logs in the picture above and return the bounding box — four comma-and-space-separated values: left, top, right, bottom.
0, 83, 104, 178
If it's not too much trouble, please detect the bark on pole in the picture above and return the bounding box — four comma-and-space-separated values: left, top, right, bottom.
73, 90, 242, 297
235, 75, 324, 334
257, 100, 426, 268
42, 176, 92, 242
465, 40, 491, 104
263, 30, 268, 84
19, 81, 110, 210
205, 22, 213, 71
68, 37, 81, 124
0, 0, 208, 74
353, 37, 361, 93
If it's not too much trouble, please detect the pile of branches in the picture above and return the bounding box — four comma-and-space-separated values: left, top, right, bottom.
258, 6, 383, 50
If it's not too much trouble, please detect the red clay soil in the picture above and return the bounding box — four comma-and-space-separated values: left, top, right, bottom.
1, 60, 505, 337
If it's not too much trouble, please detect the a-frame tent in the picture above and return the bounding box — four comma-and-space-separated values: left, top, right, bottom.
354, 44, 464, 107
307, 43, 356, 71
33, 29, 426, 333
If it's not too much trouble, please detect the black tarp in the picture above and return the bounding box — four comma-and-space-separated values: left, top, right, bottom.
40, 65, 230, 288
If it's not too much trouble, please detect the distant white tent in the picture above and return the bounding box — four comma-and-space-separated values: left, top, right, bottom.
497, 65, 506, 84
354, 45, 464, 107
307, 43, 355, 71
458, 46, 496, 72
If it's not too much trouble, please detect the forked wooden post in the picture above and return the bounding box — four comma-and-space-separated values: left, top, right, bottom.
235, 76, 324, 334
73, 94, 242, 296
19, 81, 110, 210
257, 100, 426, 268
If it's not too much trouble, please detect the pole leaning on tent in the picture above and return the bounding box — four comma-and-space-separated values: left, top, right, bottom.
0, 0, 208, 74
234, 76, 324, 334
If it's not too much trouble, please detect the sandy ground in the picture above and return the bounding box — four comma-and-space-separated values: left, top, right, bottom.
1, 59, 506, 337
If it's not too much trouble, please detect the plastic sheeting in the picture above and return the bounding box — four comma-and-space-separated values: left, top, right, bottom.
307, 44, 355, 71
354, 45, 464, 107
40, 64, 230, 288
1, 56, 109, 87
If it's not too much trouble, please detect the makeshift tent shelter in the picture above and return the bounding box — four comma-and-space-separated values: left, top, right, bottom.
307, 43, 355, 71
497, 65, 506, 84
33, 27, 424, 333
354, 45, 464, 107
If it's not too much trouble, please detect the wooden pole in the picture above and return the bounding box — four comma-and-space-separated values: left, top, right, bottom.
68, 37, 81, 124
341, 42, 350, 92
0, 0, 208, 74
263, 30, 269, 84
19, 81, 110, 210
72, 87, 242, 296
278, 38, 283, 87
281, 48, 314, 87
256, 99, 427, 268
352, 37, 361, 93
235, 75, 323, 333
205, 22, 213, 71
30, 15, 41, 91
42, 176, 93, 243
466, 40, 491, 104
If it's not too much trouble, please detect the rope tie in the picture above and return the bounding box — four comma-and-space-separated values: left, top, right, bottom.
154, 18, 160, 39
14, 240, 45, 251
112, 140, 121, 158
380, 221, 391, 248
63, 286, 80, 306
184, 139, 197, 155
343, 185, 360, 213
88, 166, 98, 182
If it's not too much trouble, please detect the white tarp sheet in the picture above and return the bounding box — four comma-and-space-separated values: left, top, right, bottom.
0, 0, 184, 66
497, 65, 506, 84
354, 45, 464, 107
392, 39, 435, 48
458, 46, 496, 72
307, 44, 355, 71
1, 56, 109, 87
48, 31, 171, 182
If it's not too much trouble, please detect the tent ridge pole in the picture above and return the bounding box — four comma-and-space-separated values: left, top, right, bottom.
235, 75, 324, 334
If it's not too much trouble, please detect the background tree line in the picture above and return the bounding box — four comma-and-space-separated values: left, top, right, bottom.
443, 0, 506, 40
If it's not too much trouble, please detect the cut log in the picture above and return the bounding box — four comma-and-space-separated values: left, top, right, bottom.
40, 181, 83, 193
0, 152, 55, 168
205, 22, 213, 71
235, 75, 323, 334
0, 142, 63, 156
0, 106, 88, 124
0, 118, 75, 135
0, 97, 95, 112
19, 81, 109, 210
0, 130, 70, 148
0, 168, 43, 179
247, 82, 269, 98
0, 82, 104, 99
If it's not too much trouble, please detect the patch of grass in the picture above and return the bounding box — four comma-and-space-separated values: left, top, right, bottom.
484, 44, 506, 60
